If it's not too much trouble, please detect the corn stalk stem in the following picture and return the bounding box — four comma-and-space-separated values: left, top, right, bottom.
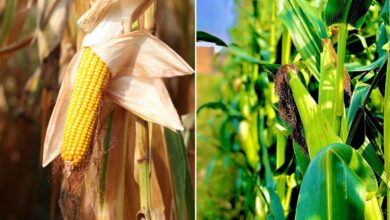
133, 2, 155, 215
276, 131, 286, 169
384, 53, 390, 220
259, 109, 274, 187
284, 176, 294, 216
335, 23, 348, 135
135, 117, 151, 210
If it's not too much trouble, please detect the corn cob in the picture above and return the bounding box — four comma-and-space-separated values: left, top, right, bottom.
61, 47, 110, 167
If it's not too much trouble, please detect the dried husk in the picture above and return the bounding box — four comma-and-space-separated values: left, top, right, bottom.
77, 109, 174, 219
42, 33, 192, 166
44, 1, 193, 219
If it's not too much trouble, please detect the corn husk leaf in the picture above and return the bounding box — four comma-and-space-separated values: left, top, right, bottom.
365, 196, 383, 220
318, 39, 351, 135
288, 70, 342, 157
90, 31, 193, 78
318, 39, 339, 133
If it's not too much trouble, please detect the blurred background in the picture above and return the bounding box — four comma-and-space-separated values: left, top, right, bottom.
0, 0, 194, 219
196, 0, 238, 218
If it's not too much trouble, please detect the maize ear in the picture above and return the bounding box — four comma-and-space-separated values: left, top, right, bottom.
287, 68, 342, 158
61, 47, 110, 167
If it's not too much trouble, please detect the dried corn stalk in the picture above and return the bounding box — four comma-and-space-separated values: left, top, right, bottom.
42, 0, 193, 218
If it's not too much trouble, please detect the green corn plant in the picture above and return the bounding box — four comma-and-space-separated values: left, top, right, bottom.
198, 0, 389, 218
285, 65, 342, 157
383, 0, 390, 218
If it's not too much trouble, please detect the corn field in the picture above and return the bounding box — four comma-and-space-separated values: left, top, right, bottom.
1, 0, 390, 219
197, 0, 390, 219
0, 0, 194, 219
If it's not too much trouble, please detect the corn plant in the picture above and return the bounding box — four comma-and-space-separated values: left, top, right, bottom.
0, 0, 195, 219
198, 0, 390, 218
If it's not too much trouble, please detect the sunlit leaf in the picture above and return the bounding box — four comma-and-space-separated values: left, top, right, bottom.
296, 144, 377, 219
276, 0, 326, 80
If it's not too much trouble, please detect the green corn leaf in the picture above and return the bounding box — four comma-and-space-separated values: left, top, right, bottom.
360, 144, 386, 182
361, 61, 388, 103
197, 31, 228, 47
346, 34, 375, 54
227, 45, 281, 73
377, 25, 389, 58
364, 107, 384, 155
293, 143, 310, 175
288, 69, 342, 158
258, 186, 285, 220
296, 144, 378, 219
324, 0, 373, 27
164, 128, 194, 220
276, 0, 326, 80
346, 107, 366, 148
347, 82, 370, 128
197, 101, 243, 119
380, 0, 389, 25
346, 55, 387, 72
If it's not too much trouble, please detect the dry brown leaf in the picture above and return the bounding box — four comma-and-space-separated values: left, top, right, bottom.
37, 0, 71, 60
131, 0, 155, 23
0, 34, 35, 58
80, 0, 143, 46
106, 76, 183, 130
4, 0, 30, 44
90, 31, 193, 78
77, 0, 118, 33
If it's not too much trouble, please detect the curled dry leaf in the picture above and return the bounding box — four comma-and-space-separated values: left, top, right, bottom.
43, 31, 193, 167
80, 0, 145, 46
90, 31, 193, 78
77, 0, 119, 33
37, 0, 71, 61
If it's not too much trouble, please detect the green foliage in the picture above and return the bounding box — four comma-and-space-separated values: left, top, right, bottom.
197, 0, 389, 218
324, 0, 373, 27
164, 128, 195, 220
196, 31, 228, 47
296, 144, 378, 219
